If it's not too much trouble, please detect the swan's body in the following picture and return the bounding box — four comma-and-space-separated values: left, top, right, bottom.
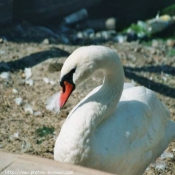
47, 46, 175, 175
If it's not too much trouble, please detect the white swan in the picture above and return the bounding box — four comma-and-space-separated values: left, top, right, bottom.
46, 45, 175, 175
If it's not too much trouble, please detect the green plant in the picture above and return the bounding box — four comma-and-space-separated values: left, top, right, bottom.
36, 126, 54, 137
167, 49, 175, 57
162, 4, 175, 16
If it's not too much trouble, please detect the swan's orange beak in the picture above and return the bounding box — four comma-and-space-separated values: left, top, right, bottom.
60, 81, 75, 108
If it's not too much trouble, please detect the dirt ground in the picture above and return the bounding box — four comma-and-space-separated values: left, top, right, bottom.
0, 31, 175, 174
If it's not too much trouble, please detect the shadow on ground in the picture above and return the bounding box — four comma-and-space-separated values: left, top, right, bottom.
0, 47, 69, 72
0, 48, 174, 99
124, 66, 175, 99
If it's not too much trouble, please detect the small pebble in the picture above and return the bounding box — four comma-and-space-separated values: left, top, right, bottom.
43, 77, 50, 84
43, 77, 56, 85
0, 38, 3, 43
14, 97, 23, 105
162, 76, 167, 82
50, 80, 56, 85
42, 38, 49, 44
24, 104, 33, 114
134, 47, 142, 52
150, 48, 157, 55
9, 132, 19, 140
24, 68, 32, 80
12, 88, 18, 94
152, 40, 159, 48
25, 79, 34, 86
13, 132, 19, 138
21, 73, 26, 78
0, 50, 5, 54
153, 161, 166, 171
166, 39, 175, 47
114, 35, 127, 43
34, 111, 42, 116
161, 152, 174, 160
0, 72, 10, 80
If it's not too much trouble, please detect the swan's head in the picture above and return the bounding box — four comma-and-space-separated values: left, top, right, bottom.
46, 45, 117, 112
46, 46, 99, 112
59, 46, 99, 107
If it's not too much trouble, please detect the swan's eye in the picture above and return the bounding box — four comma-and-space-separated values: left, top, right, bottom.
70, 68, 76, 74
60, 68, 76, 88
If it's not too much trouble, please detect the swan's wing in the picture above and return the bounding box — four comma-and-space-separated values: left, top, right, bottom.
92, 86, 171, 173
118, 86, 172, 159
121, 86, 169, 119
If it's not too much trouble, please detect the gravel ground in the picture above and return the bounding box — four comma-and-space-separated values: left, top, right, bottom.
0, 29, 175, 174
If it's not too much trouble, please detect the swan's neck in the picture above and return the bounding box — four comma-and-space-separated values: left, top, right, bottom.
90, 58, 124, 128
68, 54, 124, 131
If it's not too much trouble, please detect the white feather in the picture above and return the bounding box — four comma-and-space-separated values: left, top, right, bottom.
46, 92, 61, 113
